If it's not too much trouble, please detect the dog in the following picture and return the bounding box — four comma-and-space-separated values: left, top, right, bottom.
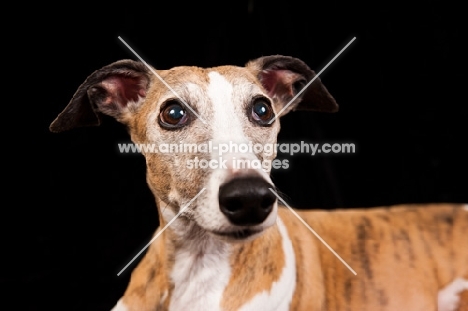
50, 56, 468, 310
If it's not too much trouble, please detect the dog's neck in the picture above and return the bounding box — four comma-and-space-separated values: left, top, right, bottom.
156, 198, 233, 310
154, 198, 297, 311
165, 225, 233, 310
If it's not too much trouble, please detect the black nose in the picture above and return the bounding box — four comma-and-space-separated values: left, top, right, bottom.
218, 177, 277, 226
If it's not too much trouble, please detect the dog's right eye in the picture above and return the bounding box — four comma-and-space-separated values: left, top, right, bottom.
250, 97, 274, 125
159, 100, 189, 128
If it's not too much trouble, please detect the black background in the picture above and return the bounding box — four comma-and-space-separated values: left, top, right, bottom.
9, 1, 467, 310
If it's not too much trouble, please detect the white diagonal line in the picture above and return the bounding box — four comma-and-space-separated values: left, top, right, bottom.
268, 37, 356, 124
269, 188, 357, 275
117, 188, 206, 276
118, 36, 207, 124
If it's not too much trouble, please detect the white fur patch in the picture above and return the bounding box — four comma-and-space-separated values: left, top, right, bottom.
438, 278, 468, 311
168, 237, 232, 311
205, 71, 273, 183
197, 71, 277, 233
194, 71, 246, 231
238, 216, 297, 311
463, 204, 468, 211
207, 71, 247, 145
111, 299, 128, 311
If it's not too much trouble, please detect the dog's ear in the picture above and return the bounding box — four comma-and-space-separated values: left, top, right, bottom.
49, 60, 151, 133
246, 55, 338, 116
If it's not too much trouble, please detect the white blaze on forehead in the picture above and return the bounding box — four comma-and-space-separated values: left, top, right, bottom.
207, 71, 248, 145
199, 71, 275, 229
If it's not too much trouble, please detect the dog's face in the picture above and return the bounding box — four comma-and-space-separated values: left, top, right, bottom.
50, 56, 337, 241
135, 66, 282, 238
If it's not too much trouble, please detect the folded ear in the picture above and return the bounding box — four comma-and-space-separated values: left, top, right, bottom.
246, 55, 338, 116
49, 60, 151, 133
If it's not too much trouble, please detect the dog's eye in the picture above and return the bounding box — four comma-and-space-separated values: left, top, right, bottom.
251, 98, 274, 125
159, 100, 189, 128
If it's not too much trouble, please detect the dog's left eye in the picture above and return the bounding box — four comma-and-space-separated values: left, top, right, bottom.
159, 100, 189, 128
251, 98, 274, 125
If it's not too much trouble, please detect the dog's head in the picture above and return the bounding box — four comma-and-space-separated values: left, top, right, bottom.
50, 55, 337, 241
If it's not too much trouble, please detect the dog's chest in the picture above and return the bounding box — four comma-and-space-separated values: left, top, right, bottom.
168, 240, 232, 311
167, 218, 296, 311
236, 218, 297, 311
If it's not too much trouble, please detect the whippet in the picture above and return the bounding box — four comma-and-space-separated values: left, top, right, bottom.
50, 56, 468, 311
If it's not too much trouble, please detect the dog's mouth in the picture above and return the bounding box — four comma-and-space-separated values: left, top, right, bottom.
210, 228, 263, 240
